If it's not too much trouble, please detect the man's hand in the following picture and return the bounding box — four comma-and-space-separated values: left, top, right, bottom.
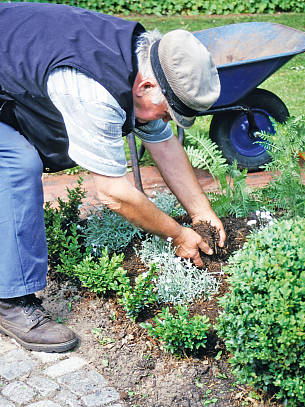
172, 226, 213, 268
191, 211, 226, 248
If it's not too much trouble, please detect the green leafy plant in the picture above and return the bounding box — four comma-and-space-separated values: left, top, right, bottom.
119, 265, 158, 321
56, 176, 86, 229
138, 235, 221, 304
184, 128, 229, 180
210, 161, 260, 218
84, 206, 141, 255
71, 248, 130, 296
44, 176, 86, 268
258, 115, 305, 217
216, 217, 305, 406
141, 305, 211, 355
64, 165, 87, 175
151, 190, 186, 217
92, 328, 116, 346
11, 0, 305, 15
184, 129, 258, 217
56, 223, 91, 275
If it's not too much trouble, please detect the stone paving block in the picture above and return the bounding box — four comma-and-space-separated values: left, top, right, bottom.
0, 338, 16, 354
0, 395, 15, 407
81, 387, 120, 407
44, 357, 87, 378
27, 401, 62, 407
55, 389, 82, 407
27, 375, 60, 396
1, 348, 30, 362
32, 351, 66, 364
57, 370, 108, 396
0, 349, 36, 380
2, 381, 36, 404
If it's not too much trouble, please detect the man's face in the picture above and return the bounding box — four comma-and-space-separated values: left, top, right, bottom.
132, 74, 172, 124
135, 97, 172, 124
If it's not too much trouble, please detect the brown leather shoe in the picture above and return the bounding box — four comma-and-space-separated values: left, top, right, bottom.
0, 294, 78, 352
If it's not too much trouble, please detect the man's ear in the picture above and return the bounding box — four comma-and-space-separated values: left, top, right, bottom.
134, 78, 157, 97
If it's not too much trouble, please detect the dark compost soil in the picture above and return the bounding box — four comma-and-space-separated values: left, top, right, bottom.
41, 214, 282, 407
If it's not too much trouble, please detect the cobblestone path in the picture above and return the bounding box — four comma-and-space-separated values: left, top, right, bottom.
0, 335, 125, 407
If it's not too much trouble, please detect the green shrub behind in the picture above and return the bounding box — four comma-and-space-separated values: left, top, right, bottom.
8, 0, 305, 14
216, 218, 305, 406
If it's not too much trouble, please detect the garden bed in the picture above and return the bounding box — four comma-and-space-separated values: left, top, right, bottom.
41, 115, 305, 407
41, 214, 281, 407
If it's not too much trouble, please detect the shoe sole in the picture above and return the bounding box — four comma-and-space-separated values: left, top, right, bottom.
0, 325, 78, 353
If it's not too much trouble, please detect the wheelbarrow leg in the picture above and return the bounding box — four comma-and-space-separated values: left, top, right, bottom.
126, 133, 144, 193
177, 125, 185, 145
127, 128, 185, 194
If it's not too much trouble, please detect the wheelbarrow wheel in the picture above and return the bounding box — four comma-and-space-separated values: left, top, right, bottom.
209, 88, 289, 172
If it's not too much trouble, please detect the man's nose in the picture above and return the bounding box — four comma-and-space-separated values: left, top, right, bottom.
162, 113, 172, 123
162, 117, 170, 123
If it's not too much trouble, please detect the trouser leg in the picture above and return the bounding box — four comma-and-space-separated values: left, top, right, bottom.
0, 122, 48, 298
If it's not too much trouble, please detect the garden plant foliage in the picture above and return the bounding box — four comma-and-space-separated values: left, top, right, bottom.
138, 235, 221, 304
43, 113, 305, 404
185, 129, 259, 218
84, 206, 141, 255
258, 115, 305, 217
44, 177, 86, 268
216, 218, 305, 406
10, 0, 305, 15
119, 264, 159, 321
72, 250, 130, 295
141, 305, 211, 355
186, 115, 305, 219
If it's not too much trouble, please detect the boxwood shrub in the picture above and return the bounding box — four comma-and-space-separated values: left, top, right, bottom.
216, 218, 305, 406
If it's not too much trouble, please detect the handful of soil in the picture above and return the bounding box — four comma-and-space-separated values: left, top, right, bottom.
175, 214, 222, 266
175, 214, 252, 267
192, 221, 220, 255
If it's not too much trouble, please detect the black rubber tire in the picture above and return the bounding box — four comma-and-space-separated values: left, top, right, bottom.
209, 88, 289, 172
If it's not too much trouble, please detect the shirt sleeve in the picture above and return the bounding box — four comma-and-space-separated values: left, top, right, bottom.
47, 67, 128, 177
133, 120, 173, 143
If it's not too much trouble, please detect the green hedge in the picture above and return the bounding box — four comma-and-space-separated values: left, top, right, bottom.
8, 0, 305, 15
216, 218, 305, 406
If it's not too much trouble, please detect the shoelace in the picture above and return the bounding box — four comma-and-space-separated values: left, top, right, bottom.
17, 294, 51, 324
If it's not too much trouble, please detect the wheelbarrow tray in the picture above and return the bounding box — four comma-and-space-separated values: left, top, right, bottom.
193, 22, 305, 107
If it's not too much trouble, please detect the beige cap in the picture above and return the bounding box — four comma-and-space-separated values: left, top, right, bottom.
149, 29, 220, 128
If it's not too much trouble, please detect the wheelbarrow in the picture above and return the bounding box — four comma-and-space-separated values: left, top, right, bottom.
127, 22, 305, 191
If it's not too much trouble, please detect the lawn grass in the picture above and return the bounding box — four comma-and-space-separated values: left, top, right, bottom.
124, 13, 304, 165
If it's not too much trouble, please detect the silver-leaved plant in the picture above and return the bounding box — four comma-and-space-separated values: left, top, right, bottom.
137, 235, 222, 305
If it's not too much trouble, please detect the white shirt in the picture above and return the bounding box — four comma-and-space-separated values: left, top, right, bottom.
47, 67, 173, 176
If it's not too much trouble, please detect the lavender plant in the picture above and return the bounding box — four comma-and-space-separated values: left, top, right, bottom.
151, 190, 186, 217
84, 206, 141, 255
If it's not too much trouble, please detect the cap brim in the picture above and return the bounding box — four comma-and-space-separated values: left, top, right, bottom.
167, 105, 195, 129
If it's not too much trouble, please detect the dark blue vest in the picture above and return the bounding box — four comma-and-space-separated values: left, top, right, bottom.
0, 3, 144, 171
